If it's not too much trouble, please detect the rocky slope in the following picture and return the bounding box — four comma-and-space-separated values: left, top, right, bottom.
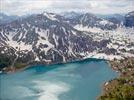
64, 12, 119, 30
0, 11, 134, 71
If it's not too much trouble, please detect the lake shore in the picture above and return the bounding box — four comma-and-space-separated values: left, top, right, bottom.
98, 57, 134, 100
0, 57, 105, 74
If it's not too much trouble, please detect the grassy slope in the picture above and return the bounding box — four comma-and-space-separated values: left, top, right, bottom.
98, 58, 134, 100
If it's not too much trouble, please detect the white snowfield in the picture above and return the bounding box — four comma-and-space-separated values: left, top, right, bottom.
76, 25, 134, 60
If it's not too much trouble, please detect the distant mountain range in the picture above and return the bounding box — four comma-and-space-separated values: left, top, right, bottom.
0, 13, 19, 25
0, 11, 134, 70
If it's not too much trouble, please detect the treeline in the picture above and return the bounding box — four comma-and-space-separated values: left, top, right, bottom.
0, 55, 12, 70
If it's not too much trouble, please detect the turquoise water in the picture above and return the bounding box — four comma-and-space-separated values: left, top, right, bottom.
0, 59, 118, 100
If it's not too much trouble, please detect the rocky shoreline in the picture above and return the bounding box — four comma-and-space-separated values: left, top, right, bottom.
98, 57, 134, 100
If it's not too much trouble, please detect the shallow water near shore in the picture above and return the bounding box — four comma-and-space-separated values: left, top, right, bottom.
0, 59, 118, 100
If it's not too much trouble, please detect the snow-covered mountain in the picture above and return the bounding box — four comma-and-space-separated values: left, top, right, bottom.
0, 12, 95, 65
0, 11, 134, 70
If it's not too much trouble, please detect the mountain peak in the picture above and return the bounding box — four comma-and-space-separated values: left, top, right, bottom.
126, 11, 134, 17
42, 12, 58, 21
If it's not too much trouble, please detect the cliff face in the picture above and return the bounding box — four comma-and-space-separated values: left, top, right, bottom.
125, 11, 134, 27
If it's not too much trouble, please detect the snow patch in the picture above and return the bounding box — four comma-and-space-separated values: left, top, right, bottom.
83, 52, 123, 60
99, 20, 113, 25
74, 25, 103, 33
43, 12, 58, 21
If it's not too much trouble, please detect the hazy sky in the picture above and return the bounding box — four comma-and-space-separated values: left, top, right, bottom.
0, 0, 134, 16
